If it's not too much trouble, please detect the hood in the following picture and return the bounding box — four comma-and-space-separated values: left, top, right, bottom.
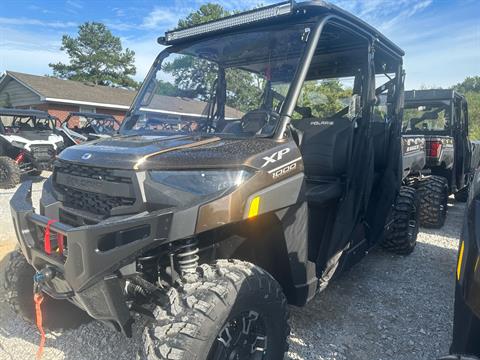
58, 134, 281, 170
2, 132, 63, 150
11, 130, 59, 142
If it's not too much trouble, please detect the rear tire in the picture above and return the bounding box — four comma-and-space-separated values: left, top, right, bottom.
454, 187, 469, 203
3, 250, 92, 330
382, 186, 419, 255
418, 175, 449, 228
0, 156, 21, 189
140, 260, 290, 360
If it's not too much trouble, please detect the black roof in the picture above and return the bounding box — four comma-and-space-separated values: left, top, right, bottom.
0, 108, 54, 118
161, 1, 404, 58
405, 89, 464, 103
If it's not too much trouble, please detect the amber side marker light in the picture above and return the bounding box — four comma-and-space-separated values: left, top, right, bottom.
248, 196, 260, 219
457, 241, 465, 281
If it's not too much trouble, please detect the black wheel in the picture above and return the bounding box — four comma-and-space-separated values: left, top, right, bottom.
140, 260, 290, 360
417, 175, 449, 228
454, 187, 469, 203
3, 250, 92, 330
382, 186, 419, 255
0, 156, 21, 189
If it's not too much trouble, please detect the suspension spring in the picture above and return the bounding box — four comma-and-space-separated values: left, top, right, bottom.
176, 238, 199, 275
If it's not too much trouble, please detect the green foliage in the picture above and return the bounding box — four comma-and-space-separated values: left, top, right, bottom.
453, 76, 480, 140
177, 3, 230, 29
465, 92, 480, 140
49, 22, 139, 89
296, 80, 352, 119
164, 3, 265, 113
454, 76, 480, 94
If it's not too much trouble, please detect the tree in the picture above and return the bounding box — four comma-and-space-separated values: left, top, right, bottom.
453, 76, 480, 94
49, 22, 139, 89
452, 76, 480, 140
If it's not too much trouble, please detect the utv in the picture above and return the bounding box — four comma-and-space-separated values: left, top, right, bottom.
8, 2, 418, 358
0, 108, 64, 188
403, 89, 480, 227
58, 112, 120, 147
438, 168, 480, 360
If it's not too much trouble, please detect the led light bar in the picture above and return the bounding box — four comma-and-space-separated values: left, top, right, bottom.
164, 2, 294, 43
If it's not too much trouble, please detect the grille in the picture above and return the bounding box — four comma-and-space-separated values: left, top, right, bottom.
55, 161, 132, 184
54, 162, 136, 216
30, 145, 55, 161
62, 187, 135, 216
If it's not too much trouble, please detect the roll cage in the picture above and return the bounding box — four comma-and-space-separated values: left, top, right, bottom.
61, 112, 119, 130
0, 108, 58, 134
124, 1, 404, 141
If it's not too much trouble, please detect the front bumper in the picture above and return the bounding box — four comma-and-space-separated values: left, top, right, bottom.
10, 181, 174, 333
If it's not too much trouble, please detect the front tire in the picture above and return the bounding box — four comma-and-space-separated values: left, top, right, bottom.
382, 186, 419, 255
0, 156, 21, 189
3, 250, 92, 330
140, 260, 290, 360
418, 175, 449, 228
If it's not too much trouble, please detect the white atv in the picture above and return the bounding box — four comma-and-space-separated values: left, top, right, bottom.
0, 108, 64, 188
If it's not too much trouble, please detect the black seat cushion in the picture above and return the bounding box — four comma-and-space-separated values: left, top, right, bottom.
305, 180, 342, 206
293, 116, 354, 177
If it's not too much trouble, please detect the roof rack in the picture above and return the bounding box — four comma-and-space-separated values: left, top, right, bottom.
0, 108, 54, 118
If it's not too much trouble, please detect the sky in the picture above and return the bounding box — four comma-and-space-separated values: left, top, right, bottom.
0, 0, 479, 89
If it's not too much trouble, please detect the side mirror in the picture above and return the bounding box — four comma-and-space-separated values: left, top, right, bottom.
348, 94, 362, 120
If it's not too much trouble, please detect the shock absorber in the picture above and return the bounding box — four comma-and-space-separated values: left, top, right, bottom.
176, 238, 199, 275
137, 253, 159, 284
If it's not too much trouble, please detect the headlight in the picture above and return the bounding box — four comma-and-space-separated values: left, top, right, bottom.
149, 169, 253, 196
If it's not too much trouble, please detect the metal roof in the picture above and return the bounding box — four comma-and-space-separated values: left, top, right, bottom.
405, 89, 464, 102
161, 0, 404, 57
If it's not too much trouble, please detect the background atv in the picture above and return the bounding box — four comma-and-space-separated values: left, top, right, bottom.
0, 108, 64, 188
8, 2, 419, 358
402, 89, 480, 228
58, 111, 120, 147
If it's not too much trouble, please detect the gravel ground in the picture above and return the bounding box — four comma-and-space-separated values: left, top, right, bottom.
0, 178, 463, 360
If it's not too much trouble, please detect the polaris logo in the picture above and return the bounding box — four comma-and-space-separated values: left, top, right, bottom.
81, 153, 92, 160
310, 120, 334, 126
261, 148, 290, 168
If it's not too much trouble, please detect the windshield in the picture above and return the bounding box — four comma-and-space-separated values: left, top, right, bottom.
122, 24, 310, 137
66, 115, 118, 134
1, 116, 54, 133
403, 102, 451, 133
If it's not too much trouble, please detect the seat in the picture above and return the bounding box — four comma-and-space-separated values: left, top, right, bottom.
293, 116, 354, 178
292, 116, 354, 205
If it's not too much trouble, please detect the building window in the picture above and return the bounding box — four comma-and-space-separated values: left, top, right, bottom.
79, 106, 96, 113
